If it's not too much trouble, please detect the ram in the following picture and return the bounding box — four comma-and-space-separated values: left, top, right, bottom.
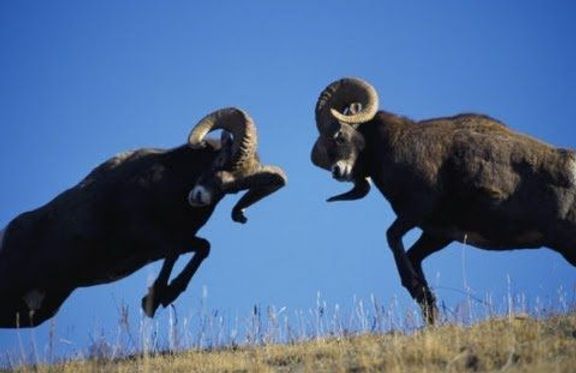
0, 107, 286, 328
311, 77, 576, 324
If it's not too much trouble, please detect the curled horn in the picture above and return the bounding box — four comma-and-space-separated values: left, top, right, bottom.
315, 77, 379, 133
188, 107, 257, 171
326, 178, 371, 202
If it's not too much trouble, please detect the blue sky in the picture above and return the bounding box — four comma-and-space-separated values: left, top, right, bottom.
1, 0, 575, 360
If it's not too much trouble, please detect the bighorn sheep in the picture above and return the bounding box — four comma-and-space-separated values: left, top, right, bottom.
0, 107, 286, 328
311, 77, 576, 324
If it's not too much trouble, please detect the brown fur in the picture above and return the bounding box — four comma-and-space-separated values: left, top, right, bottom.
0, 137, 286, 328
315, 108, 576, 324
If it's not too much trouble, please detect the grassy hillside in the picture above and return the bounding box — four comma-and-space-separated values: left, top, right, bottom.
14, 312, 576, 372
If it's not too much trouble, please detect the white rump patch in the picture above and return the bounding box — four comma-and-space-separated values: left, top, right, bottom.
23, 289, 46, 311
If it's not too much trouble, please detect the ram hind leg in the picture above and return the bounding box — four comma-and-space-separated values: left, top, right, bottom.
566, 203, 576, 266
0, 297, 31, 328
548, 211, 576, 267
554, 233, 576, 267
25, 288, 72, 328
0, 288, 72, 328
560, 250, 576, 266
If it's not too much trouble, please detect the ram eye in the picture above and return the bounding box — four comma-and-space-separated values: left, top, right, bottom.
333, 131, 345, 144
214, 155, 227, 168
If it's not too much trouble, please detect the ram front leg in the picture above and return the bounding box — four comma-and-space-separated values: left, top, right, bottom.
386, 218, 439, 325
141, 236, 210, 317
222, 166, 287, 224
158, 243, 211, 307
142, 255, 178, 317
406, 232, 452, 325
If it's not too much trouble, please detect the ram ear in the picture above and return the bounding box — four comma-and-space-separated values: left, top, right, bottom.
211, 132, 234, 168
345, 102, 363, 115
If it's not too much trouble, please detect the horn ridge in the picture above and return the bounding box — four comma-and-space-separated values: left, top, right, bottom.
315, 77, 379, 132
188, 107, 258, 171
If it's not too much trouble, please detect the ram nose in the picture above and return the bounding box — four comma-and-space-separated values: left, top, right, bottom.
187, 186, 212, 207
332, 164, 343, 179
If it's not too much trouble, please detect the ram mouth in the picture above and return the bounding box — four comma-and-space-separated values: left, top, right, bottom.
331, 161, 354, 182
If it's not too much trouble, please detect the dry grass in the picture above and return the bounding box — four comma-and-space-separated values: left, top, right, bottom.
13, 312, 576, 372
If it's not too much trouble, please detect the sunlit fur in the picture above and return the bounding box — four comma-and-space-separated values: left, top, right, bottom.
570, 156, 576, 186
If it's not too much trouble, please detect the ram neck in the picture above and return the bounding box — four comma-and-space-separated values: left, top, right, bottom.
360, 111, 412, 163
358, 111, 415, 203
162, 145, 214, 178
